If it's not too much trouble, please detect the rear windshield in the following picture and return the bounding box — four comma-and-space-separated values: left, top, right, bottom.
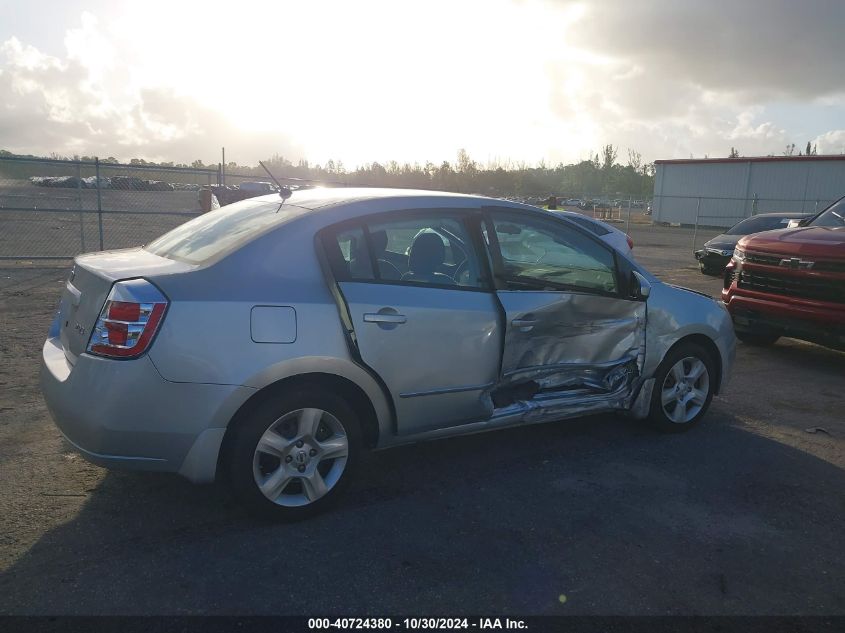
726, 215, 798, 235
145, 198, 301, 264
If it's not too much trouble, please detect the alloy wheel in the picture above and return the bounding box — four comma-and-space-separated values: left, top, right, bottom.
660, 356, 710, 424
252, 408, 349, 507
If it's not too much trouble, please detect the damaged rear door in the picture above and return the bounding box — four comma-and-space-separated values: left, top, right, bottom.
484, 210, 646, 408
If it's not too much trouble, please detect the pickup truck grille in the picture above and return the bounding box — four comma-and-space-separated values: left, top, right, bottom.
745, 253, 782, 266
739, 270, 845, 304
746, 252, 845, 273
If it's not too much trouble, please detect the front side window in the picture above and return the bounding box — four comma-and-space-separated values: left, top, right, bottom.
490, 213, 618, 294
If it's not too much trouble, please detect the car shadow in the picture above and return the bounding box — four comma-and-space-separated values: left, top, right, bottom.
1, 409, 844, 615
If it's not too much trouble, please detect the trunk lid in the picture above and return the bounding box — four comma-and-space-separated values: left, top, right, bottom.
57, 247, 195, 362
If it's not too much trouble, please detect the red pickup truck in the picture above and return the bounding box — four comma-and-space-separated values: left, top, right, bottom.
722, 196, 845, 351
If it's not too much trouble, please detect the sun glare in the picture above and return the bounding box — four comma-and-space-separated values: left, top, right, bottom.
102, 0, 591, 166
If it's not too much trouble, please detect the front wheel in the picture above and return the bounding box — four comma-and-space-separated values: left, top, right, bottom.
229, 389, 361, 520
648, 343, 716, 433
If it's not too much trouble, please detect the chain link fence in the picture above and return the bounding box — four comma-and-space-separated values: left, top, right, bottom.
650, 193, 837, 253
0, 156, 220, 259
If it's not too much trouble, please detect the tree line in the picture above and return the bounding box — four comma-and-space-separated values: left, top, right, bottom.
227, 146, 656, 198
1, 147, 656, 198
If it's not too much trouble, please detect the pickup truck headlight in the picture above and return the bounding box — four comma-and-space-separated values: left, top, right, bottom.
732, 246, 745, 263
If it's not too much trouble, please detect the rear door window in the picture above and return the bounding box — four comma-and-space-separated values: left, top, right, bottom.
323, 213, 487, 290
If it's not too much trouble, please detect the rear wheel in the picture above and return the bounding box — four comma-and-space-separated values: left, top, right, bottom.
229, 389, 361, 519
648, 343, 715, 433
736, 331, 780, 346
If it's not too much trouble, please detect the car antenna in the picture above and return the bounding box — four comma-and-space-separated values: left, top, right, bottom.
258, 161, 292, 210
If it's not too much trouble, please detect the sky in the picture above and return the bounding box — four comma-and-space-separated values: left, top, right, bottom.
1, 0, 844, 168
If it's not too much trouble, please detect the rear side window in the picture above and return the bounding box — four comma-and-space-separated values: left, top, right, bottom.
145, 198, 299, 264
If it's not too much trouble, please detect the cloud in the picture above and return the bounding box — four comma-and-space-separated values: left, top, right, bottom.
0, 16, 302, 164
1, 1, 843, 166
560, 0, 845, 103
540, 0, 845, 160
813, 130, 845, 154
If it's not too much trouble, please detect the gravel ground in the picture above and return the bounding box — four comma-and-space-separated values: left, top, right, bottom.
0, 221, 843, 615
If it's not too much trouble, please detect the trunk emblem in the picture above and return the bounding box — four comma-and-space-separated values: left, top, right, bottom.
779, 257, 814, 270
74, 322, 86, 336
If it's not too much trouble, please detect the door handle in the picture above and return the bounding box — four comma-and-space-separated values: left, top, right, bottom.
364, 313, 407, 324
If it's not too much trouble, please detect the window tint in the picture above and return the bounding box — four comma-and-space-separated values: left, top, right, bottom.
331, 226, 374, 280
491, 214, 618, 294
365, 215, 483, 288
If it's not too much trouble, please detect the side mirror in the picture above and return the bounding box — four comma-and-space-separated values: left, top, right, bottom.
631, 270, 651, 300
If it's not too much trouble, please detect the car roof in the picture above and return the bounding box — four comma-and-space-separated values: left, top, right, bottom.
260, 187, 523, 211
745, 212, 813, 218
242, 187, 550, 228
554, 209, 622, 230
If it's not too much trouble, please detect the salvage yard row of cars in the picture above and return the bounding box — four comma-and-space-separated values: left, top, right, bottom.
40, 188, 843, 519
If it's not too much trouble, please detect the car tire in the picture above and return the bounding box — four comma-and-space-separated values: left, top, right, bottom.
735, 332, 780, 346
229, 388, 361, 520
648, 342, 716, 434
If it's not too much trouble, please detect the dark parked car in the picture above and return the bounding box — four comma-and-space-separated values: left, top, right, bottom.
695, 213, 812, 275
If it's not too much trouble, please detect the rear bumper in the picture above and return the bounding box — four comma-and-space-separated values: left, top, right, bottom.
40, 337, 254, 482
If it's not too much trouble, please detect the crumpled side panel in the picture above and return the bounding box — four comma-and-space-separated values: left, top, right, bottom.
498, 291, 646, 394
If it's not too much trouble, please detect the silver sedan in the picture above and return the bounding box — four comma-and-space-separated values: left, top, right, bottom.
41, 188, 736, 519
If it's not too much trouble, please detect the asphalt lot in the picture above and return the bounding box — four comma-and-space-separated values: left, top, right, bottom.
0, 219, 843, 615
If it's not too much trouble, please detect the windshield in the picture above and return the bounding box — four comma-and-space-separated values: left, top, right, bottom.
145, 197, 302, 264
811, 197, 845, 227
726, 215, 800, 235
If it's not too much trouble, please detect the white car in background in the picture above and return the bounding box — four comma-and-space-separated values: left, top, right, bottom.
554, 210, 634, 257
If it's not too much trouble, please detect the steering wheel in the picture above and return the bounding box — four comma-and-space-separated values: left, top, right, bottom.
453, 259, 473, 286
377, 258, 403, 281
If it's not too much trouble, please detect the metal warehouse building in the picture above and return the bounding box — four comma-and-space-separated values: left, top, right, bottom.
652, 155, 845, 228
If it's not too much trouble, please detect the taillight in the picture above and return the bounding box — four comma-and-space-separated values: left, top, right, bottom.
626, 235, 634, 250
87, 279, 168, 359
